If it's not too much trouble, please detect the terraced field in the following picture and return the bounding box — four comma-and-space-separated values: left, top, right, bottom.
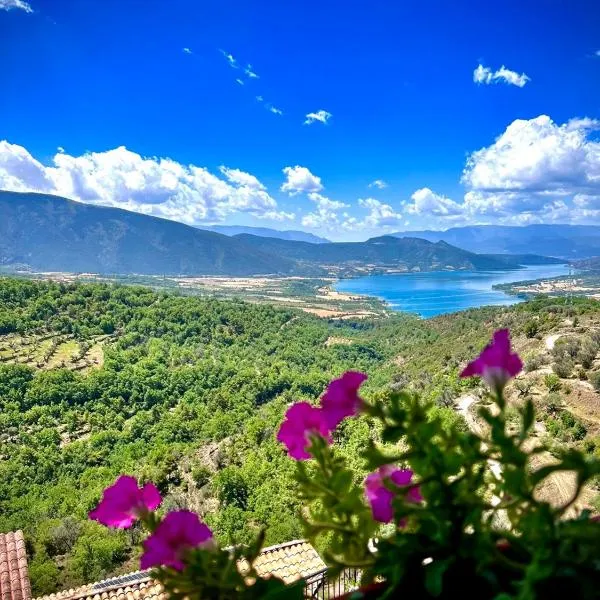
0, 332, 111, 371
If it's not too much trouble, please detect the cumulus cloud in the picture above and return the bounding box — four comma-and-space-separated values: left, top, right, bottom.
280, 166, 323, 195
304, 110, 332, 125
0, 141, 293, 224
182, 47, 192, 55
403, 115, 600, 227
301, 193, 348, 229
219, 166, 265, 190
235, 78, 244, 86
268, 105, 283, 115
473, 63, 530, 87
0, 0, 32, 12
462, 115, 600, 195
308, 192, 348, 211
368, 179, 388, 189
406, 188, 464, 217
359, 198, 403, 227
255, 95, 264, 102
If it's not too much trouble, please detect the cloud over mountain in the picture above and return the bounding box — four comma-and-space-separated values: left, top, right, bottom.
0, 141, 292, 224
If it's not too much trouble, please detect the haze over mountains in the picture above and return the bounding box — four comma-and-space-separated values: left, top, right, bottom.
0, 191, 557, 277
393, 225, 600, 259
203, 225, 329, 244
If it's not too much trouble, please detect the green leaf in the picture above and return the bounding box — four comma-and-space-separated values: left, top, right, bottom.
424, 557, 452, 597
520, 398, 534, 439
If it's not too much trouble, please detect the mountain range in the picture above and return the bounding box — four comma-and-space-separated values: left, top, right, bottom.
202, 225, 329, 243
0, 191, 562, 276
392, 225, 600, 259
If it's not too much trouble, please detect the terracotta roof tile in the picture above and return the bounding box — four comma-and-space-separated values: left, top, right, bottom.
0, 532, 31, 600
35, 539, 325, 600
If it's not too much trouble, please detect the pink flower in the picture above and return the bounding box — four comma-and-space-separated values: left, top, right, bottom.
277, 402, 332, 460
460, 329, 522, 392
364, 465, 422, 524
89, 475, 161, 528
321, 371, 368, 429
141, 511, 214, 571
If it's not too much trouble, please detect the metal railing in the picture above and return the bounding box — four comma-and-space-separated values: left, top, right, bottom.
304, 568, 361, 599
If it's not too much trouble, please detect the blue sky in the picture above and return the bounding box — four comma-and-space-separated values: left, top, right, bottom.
1, 0, 599, 240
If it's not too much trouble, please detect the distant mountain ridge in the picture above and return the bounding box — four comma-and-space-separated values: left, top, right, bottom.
203, 225, 329, 243
0, 191, 312, 276
392, 225, 600, 259
0, 191, 558, 276
233, 234, 542, 272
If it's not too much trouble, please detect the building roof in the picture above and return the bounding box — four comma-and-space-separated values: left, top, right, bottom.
239, 539, 326, 584
35, 540, 326, 600
0, 531, 32, 600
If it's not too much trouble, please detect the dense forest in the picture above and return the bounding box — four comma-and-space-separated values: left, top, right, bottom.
0, 277, 599, 595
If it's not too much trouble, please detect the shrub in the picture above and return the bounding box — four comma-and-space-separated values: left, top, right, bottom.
213, 466, 249, 510
542, 392, 562, 416
571, 421, 588, 442
552, 357, 574, 378
191, 464, 212, 488
544, 373, 562, 392
525, 353, 547, 372
591, 371, 600, 391
514, 378, 533, 397
578, 339, 598, 369
524, 320, 539, 338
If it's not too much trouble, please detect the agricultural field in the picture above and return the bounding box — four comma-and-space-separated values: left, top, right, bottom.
0, 332, 109, 371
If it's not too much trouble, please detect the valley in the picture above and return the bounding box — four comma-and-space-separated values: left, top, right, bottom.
0, 277, 599, 595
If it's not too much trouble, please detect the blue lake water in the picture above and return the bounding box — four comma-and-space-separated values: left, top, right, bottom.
335, 264, 570, 318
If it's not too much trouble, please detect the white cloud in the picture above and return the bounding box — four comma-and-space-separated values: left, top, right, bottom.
304, 110, 332, 125
301, 192, 349, 227
406, 188, 463, 217
219, 166, 265, 190
307, 192, 348, 211
401, 115, 600, 227
280, 166, 323, 195
0, 141, 294, 224
595, 50, 600, 57
359, 198, 403, 227
462, 115, 600, 195
268, 105, 283, 115
262, 210, 295, 222
473, 63, 530, 87
220, 49, 237, 68
245, 64, 259, 79
255, 95, 264, 102
183, 47, 192, 55
235, 78, 244, 86
368, 179, 388, 189
0, 0, 32, 12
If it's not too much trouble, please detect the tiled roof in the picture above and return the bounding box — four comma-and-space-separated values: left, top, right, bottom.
0, 531, 32, 600
35, 540, 325, 600
241, 539, 326, 584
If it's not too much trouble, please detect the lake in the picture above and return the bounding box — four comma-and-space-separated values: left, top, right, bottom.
335, 264, 570, 318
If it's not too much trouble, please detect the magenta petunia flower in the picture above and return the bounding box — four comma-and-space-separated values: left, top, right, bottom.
460, 329, 522, 392
277, 402, 332, 460
89, 475, 161, 528
141, 511, 214, 571
321, 371, 368, 429
364, 465, 422, 524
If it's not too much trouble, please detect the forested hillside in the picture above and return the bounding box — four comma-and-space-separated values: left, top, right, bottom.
0, 278, 599, 595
